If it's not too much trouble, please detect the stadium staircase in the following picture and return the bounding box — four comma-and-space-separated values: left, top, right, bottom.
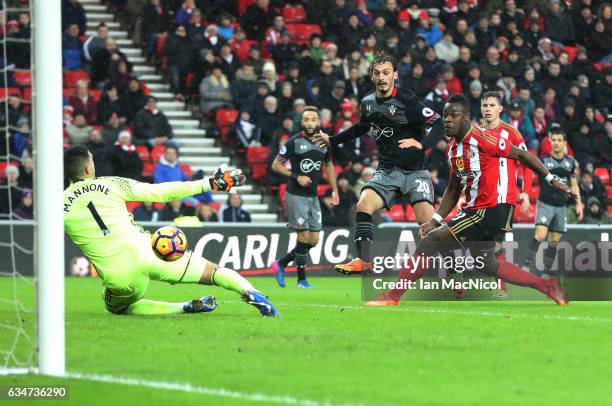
80, 0, 277, 222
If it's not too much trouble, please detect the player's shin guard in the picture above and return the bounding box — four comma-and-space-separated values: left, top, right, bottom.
497, 259, 547, 294
295, 242, 310, 281
523, 239, 540, 270
355, 212, 373, 262
212, 267, 257, 295
277, 250, 296, 268
543, 245, 557, 274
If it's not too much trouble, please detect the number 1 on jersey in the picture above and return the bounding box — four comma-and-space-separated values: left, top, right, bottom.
87, 201, 110, 236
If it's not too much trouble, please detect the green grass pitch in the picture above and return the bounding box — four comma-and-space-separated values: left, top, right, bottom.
1, 276, 611, 405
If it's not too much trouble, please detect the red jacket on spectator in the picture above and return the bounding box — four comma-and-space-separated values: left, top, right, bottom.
68, 93, 98, 124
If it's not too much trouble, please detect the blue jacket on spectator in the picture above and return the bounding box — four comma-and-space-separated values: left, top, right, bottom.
416, 26, 443, 47
153, 156, 189, 184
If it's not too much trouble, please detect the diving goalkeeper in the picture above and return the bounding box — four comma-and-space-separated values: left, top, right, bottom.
63, 145, 279, 317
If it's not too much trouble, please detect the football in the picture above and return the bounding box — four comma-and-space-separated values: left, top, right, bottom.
151, 226, 187, 261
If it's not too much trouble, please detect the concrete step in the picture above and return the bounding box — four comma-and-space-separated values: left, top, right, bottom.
192, 165, 234, 173
174, 129, 208, 138
87, 21, 119, 29
81, 0, 102, 3
212, 194, 261, 204
158, 101, 184, 110
181, 156, 230, 165
83, 4, 106, 11
138, 74, 163, 82
129, 56, 146, 64
151, 92, 174, 100
251, 213, 279, 223
179, 147, 222, 156
120, 48, 142, 57
147, 83, 170, 91
85, 29, 128, 39
164, 111, 192, 118
133, 65, 155, 74
242, 204, 270, 213
174, 138, 214, 148
116, 39, 133, 47
231, 185, 254, 193
169, 119, 199, 129
86, 13, 114, 21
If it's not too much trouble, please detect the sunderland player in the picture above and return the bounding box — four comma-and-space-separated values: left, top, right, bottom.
314, 52, 440, 274
369, 95, 572, 306
270, 106, 339, 288
63, 146, 280, 317
522, 127, 582, 277
481, 92, 531, 296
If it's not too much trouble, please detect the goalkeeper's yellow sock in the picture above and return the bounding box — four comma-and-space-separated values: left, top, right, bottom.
211, 267, 256, 295
126, 299, 185, 315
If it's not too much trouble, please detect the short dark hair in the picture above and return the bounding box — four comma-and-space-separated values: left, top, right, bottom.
64, 145, 90, 181
302, 105, 320, 117
550, 129, 567, 141
369, 51, 397, 76
481, 91, 503, 105
447, 94, 470, 114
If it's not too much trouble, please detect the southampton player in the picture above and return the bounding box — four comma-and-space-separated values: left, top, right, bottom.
480, 92, 531, 296
271, 106, 339, 288
63, 146, 280, 317
314, 52, 440, 274
373, 95, 573, 306
522, 127, 582, 277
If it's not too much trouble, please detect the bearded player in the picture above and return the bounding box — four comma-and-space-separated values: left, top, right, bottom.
314, 51, 440, 274
480, 91, 531, 297
368, 95, 572, 306
63, 146, 280, 317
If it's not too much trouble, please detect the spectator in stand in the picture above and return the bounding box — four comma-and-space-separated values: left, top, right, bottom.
153, 144, 189, 184
97, 83, 127, 125
334, 176, 357, 226
560, 100, 582, 136
502, 101, 538, 150
542, 87, 560, 121
352, 166, 375, 198
242, 0, 277, 42
175, 0, 196, 25
85, 128, 114, 176
18, 156, 33, 190
160, 200, 184, 222
133, 201, 160, 222
247, 81, 272, 119
62, 0, 86, 35
435, 31, 460, 64
589, 19, 612, 63
198, 203, 219, 222
518, 66, 543, 101
479, 46, 503, 88
533, 106, 548, 140
62, 23, 84, 71
91, 37, 130, 87
221, 194, 251, 223
416, 13, 442, 46
401, 63, 428, 98
425, 80, 450, 115
579, 170, 607, 208
474, 13, 496, 52
0, 166, 21, 219
271, 30, 299, 73
573, 196, 611, 224
496, 69, 516, 105
217, 13, 235, 41
231, 62, 258, 110
133, 96, 173, 146
513, 87, 536, 118
122, 78, 147, 122
83, 23, 109, 62
261, 61, 278, 92
599, 116, 612, 168
66, 113, 93, 146
12, 189, 33, 221
542, 60, 570, 97
344, 66, 368, 99
166, 24, 196, 100
6, 19, 29, 69
110, 130, 142, 180
199, 64, 233, 119
218, 43, 240, 81
570, 120, 601, 166
257, 96, 281, 146
233, 110, 261, 148
110, 59, 132, 92
12, 118, 31, 158
544, 0, 576, 46
276, 81, 295, 115
68, 80, 97, 124
101, 112, 126, 145
422, 46, 446, 81
593, 68, 612, 114
321, 80, 347, 115
141, 0, 170, 62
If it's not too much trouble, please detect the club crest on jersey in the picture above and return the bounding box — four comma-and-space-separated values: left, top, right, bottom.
300, 158, 322, 173
455, 157, 465, 171
389, 105, 397, 116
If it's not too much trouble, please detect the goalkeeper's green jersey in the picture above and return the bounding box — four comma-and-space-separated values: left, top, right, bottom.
64, 177, 206, 280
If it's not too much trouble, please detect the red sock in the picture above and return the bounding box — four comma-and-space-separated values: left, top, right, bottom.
497, 259, 546, 294
497, 253, 508, 293
388, 260, 427, 301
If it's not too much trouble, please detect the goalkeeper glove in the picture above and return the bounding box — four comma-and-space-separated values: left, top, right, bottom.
208, 164, 246, 192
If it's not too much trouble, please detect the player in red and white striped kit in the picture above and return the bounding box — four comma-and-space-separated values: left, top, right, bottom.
480, 91, 531, 296
370, 95, 572, 306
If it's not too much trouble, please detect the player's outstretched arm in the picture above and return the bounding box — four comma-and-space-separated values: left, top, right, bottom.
507, 147, 577, 198
419, 175, 461, 237
313, 122, 370, 149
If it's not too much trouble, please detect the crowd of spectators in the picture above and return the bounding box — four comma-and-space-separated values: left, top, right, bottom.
3, 0, 612, 224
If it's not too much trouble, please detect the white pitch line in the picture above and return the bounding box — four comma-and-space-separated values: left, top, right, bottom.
225, 301, 612, 323
65, 371, 360, 406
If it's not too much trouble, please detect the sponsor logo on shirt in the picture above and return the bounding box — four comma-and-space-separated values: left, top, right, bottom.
300, 159, 322, 173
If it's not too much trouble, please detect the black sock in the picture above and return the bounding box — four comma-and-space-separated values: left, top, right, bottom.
543, 245, 557, 272
524, 239, 540, 267
355, 212, 373, 262
295, 242, 310, 281
278, 250, 295, 268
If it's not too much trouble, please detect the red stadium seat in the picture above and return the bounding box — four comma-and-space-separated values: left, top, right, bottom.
405, 204, 417, 222
605, 185, 612, 202
317, 184, 331, 196
216, 109, 239, 143
63, 70, 90, 87
209, 201, 221, 212
91, 89, 102, 101
236, 40, 259, 61
180, 163, 193, 179
142, 162, 156, 178
608, 206, 612, 216
282, 4, 306, 23
562, 46, 578, 63
21, 87, 32, 103
388, 204, 406, 222
238, 0, 256, 15
246, 146, 271, 183
125, 201, 139, 212
12, 70, 31, 86
0, 87, 21, 101
0, 161, 19, 181
150, 145, 165, 163
594, 167, 610, 185
284, 23, 322, 44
